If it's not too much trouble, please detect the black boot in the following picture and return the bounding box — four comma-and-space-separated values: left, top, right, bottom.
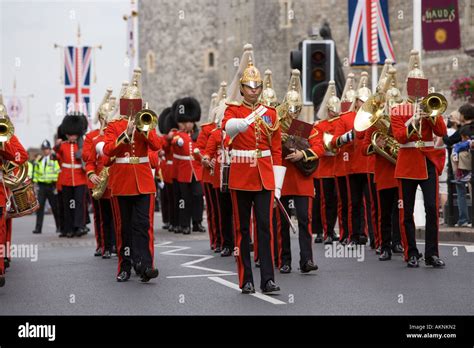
314, 234, 323, 243
140, 267, 159, 282
192, 223, 206, 233
116, 271, 131, 282
261, 280, 280, 293
300, 260, 318, 273
379, 250, 392, 261
241, 282, 255, 294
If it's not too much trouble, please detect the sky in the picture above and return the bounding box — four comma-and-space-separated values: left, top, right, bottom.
0, 0, 131, 149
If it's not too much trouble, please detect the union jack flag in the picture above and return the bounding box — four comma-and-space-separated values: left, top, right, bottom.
348, 0, 395, 66
64, 46, 92, 117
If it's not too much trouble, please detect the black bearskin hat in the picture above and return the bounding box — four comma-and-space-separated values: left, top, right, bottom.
56, 125, 67, 141
173, 97, 201, 123
61, 112, 88, 136
158, 107, 171, 135
165, 107, 179, 131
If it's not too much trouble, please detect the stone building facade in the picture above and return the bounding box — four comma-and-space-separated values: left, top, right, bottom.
139, 0, 474, 123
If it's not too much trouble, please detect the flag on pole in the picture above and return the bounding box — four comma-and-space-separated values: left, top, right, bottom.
64, 46, 92, 117
348, 0, 396, 65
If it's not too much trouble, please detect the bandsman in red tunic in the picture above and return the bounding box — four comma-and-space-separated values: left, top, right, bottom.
222, 45, 283, 294
391, 51, 447, 268
103, 68, 162, 282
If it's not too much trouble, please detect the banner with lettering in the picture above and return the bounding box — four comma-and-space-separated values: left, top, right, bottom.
422, 0, 461, 51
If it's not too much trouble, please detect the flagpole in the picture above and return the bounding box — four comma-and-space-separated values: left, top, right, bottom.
77, 23, 82, 114
413, 0, 422, 53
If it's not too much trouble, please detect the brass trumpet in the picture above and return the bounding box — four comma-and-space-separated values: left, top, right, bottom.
420, 93, 447, 118
134, 108, 158, 132
0, 117, 14, 142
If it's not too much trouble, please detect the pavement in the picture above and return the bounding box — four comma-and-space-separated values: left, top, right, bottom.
0, 213, 473, 315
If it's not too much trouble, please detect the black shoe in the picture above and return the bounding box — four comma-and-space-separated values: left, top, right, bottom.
392, 243, 404, 254
4, 257, 10, 269
174, 226, 182, 234
279, 264, 291, 274
323, 235, 333, 245
425, 255, 445, 268
32, 230, 41, 234
169, 225, 176, 233
255, 259, 260, 268
214, 246, 222, 253
183, 227, 192, 235
340, 237, 349, 245
94, 249, 102, 257
314, 234, 323, 243
375, 247, 382, 255
379, 250, 392, 261
59, 233, 67, 238
220, 247, 232, 257
0, 275, 5, 287
111, 245, 117, 255
407, 256, 419, 268
116, 271, 131, 282
241, 282, 255, 294
140, 267, 159, 282
192, 223, 206, 233
300, 260, 318, 273
358, 235, 368, 245
102, 250, 111, 259
66, 232, 74, 238
347, 240, 357, 248
261, 280, 280, 293
162, 223, 170, 230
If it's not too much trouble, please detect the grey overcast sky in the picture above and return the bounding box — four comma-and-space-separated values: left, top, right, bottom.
1, 0, 131, 149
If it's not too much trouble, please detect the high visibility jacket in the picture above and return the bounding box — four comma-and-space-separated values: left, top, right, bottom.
32, 156, 60, 183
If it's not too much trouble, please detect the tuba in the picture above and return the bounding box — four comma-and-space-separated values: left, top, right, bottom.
354, 94, 399, 164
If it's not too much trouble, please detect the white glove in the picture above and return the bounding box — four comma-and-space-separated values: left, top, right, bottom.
273, 165, 286, 200
95, 141, 105, 156
177, 137, 184, 147
158, 181, 165, 189
225, 118, 249, 138
340, 130, 354, 145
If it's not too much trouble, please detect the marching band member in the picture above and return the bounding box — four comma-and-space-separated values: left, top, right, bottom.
223, 44, 283, 294
274, 69, 322, 274
391, 51, 447, 268
0, 95, 28, 287
203, 82, 234, 257
54, 112, 88, 238
313, 81, 340, 245
171, 97, 205, 235
102, 68, 162, 282
196, 92, 219, 250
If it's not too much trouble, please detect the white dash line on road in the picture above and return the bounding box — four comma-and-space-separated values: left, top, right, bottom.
167, 273, 237, 279
208, 276, 286, 305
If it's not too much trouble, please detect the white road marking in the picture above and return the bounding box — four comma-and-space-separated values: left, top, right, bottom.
465, 245, 474, 252
167, 273, 237, 279
208, 276, 286, 305
417, 241, 474, 252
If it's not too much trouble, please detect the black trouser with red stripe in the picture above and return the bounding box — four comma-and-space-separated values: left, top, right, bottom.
178, 177, 204, 229
230, 189, 275, 289
318, 178, 337, 239
114, 194, 155, 274
364, 174, 379, 247
399, 159, 439, 260
276, 195, 313, 268
62, 185, 87, 235
203, 183, 216, 247
312, 179, 323, 236
335, 176, 350, 241
378, 187, 400, 253
348, 174, 370, 242
99, 198, 115, 253
91, 192, 103, 250
218, 190, 233, 250
211, 188, 221, 247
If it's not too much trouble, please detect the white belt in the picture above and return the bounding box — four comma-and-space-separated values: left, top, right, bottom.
166, 160, 173, 165
115, 156, 149, 164
62, 163, 82, 169
230, 149, 271, 158
173, 154, 193, 160
399, 141, 434, 149
324, 151, 336, 157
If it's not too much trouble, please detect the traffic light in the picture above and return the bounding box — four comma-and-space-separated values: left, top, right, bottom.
291, 40, 335, 105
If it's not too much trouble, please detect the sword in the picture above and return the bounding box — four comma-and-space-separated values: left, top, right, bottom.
275, 197, 297, 234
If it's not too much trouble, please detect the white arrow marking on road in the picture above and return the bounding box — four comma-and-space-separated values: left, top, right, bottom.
208, 276, 286, 305
465, 245, 474, 252
167, 273, 237, 279
416, 241, 474, 252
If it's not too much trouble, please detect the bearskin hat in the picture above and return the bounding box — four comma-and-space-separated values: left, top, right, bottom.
173, 97, 201, 123
158, 107, 171, 135
61, 111, 88, 136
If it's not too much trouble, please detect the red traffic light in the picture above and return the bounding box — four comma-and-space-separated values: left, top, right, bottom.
312, 50, 326, 64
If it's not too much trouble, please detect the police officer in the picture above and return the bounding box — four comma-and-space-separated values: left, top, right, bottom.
32, 140, 60, 234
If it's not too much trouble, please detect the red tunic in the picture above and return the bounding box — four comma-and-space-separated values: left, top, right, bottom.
196, 123, 216, 184
205, 128, 231, 189
391, 103, 447, 180
171, 130, 203, 183
55, 141, 87, 187
84, 132, 113, 199
360, 126, 398, 190
281, 127, 324, 197
0, 135, 28, 207
83, 129, 101, 189
103, 118, 162, 195
313, 118, 338, 179
222, 103, 282, 191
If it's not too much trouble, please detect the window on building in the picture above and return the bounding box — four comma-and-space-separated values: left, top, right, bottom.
280, 0, 293, 29
146, 50, 156, 74
205, 49, 217, 71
